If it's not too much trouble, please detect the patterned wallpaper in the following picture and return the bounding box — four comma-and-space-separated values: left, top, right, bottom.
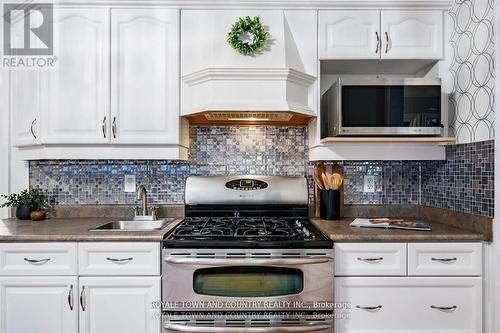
448, 0, 495, 143
29, 126, 494, 218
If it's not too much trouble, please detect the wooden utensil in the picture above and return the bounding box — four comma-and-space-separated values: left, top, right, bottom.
321, 173, 330, 190
331, 173, 344, 190
313, 167, 325, 190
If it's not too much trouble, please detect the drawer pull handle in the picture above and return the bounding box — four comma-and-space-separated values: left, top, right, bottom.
24, 258, 51, 265
68, 284, 74, 311
431, 257, 457, 263
106, 257, 133, 263
356, 305, 382, 311
431, 305, 457, 311
80, 286, 86, 311
357, 257, 383, 262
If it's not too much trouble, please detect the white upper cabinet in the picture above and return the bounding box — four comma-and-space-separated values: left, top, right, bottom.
42, 8, 110, 144
319, 11, 380, 59
110, 9, 180, 144
319, 10, 443, 60
381, 11, 443, 59
9, 18, 41, 147
10, 70, 41, 147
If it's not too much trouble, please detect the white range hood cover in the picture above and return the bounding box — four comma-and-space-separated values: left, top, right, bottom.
181, 10, 318, 119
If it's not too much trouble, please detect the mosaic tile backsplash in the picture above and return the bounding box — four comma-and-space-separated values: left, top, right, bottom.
29, 126, 494, 218
421, 140, 494, 217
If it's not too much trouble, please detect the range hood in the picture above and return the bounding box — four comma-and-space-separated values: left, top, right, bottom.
180, 10, 318, 125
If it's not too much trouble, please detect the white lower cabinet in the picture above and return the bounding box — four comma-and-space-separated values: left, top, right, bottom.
0, 276, 78, 333
78, 276, 161, 333
0, 242, 161, 333
334, 242, 483, 333
335, 277, 482, 333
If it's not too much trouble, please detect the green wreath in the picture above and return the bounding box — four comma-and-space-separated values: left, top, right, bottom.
227, 16, 269, 55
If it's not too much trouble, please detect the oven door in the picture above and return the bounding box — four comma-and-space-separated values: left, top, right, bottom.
163, 312, 334, 333
162, 249, 334, 311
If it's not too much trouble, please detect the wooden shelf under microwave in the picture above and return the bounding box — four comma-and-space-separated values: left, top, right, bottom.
320, 136, 457, 144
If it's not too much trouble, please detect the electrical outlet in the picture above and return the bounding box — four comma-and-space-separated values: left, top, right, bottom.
124, 175, 136, 193
363, 175, 375, 193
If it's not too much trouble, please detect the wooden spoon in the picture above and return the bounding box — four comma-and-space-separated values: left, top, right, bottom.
313, 167, 325, 190
331, 173, 344, 190
321, 172, 330, 190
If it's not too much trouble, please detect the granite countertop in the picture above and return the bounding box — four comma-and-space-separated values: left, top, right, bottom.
0, 217, 184, 242
311, 218, 488, 242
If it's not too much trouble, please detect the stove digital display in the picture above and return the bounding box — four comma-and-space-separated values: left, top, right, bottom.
240, 179, 254, 187
225, 179, 269, 191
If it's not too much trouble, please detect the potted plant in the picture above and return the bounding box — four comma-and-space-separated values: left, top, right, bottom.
1, 188, 47, 220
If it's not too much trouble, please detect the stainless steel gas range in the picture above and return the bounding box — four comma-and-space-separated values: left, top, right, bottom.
162, 175, 334, 333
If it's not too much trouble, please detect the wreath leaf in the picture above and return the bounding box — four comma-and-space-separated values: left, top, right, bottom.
227, 16, 268, 55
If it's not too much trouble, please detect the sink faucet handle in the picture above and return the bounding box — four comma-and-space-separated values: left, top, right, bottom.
132, 206, 139, 216
151, 206, 159, 219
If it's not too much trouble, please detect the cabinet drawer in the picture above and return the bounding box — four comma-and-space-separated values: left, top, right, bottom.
334, 243, 406, 276
78, 242, 160, 276
0, 243, 77, 275
335, 277, 482, 333
408, 243, 482, 276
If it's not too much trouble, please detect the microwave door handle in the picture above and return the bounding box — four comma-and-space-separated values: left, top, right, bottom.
164, 323, 332, 332
164, 257, 332, 266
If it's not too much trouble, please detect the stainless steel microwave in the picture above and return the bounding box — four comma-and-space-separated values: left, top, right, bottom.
320, 78, 443, 137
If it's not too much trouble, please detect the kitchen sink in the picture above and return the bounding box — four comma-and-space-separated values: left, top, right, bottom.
90, 219, 175, 231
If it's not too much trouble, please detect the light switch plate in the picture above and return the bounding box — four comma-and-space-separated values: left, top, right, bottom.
124, 175, 136, 193
363, 175, 375, 193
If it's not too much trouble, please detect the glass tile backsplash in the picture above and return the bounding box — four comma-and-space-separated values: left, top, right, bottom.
29, 126, 494, 217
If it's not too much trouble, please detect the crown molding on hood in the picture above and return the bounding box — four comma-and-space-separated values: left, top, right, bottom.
182, 68, 316, 87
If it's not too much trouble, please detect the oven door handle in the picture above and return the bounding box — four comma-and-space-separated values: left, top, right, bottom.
164, 323, 332, 332
163, 257, 333, 266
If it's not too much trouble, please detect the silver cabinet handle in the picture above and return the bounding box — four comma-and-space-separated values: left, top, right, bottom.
164, 257, 332, 266
112, 117, 117, 138
385, 31, 389, 53
106, 257, 133, 263
375, 31, 380, 53
68, 284, 74, 311
30, 118, 37, 139
431, 305, 457, 311
164, 323, 332, 332
356, 305, 382, 311
431, 257, 457, 262
80, 286, 85, 311
24, 257, 50, 265
357, 257, 383, 262
102, 116, 107, 138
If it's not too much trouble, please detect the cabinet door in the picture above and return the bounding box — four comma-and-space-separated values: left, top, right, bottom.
10, 70, 41, 147
42, 8, 110, 144
381, 11, 443, 59
9, 21, 41, 147
335, 277, 481, 333
110, 9, 179, 144
79, 276, 161, 333
0, 276, 77, 333
319, 11, 380, 59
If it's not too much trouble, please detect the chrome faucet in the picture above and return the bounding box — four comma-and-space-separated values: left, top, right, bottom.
135, 185, 158, 220
136, 185, 148, 216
